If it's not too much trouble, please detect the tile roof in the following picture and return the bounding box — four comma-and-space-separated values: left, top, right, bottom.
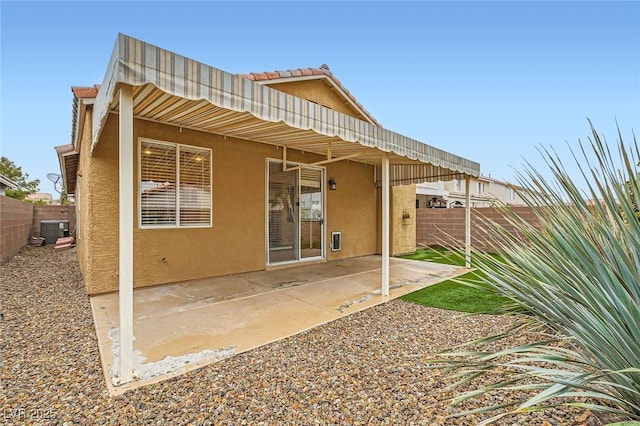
72, 85, 100, 98
239, 65, 381, 127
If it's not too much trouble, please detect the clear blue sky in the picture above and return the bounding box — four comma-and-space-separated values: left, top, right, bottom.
1, 1, 639, 196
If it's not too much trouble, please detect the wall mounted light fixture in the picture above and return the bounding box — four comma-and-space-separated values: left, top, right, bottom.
328, 177, 337, 190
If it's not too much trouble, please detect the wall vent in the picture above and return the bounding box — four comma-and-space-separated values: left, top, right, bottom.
331, 231, 341, 252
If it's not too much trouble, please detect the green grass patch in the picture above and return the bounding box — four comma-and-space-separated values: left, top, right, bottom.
399, 248, 508, 314
398, 246, 466, 265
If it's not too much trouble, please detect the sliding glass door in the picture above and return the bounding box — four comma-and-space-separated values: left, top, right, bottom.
299, 168, 323, 259
267, 161, 324, 264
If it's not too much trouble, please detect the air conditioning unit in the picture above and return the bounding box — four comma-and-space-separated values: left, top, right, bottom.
40, 220, 70, 245
331, 231, 341, 252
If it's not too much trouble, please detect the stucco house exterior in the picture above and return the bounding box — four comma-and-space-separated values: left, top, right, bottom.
416, 175, 525, 208
56, 34, 479, 384
0, 173, 18, 196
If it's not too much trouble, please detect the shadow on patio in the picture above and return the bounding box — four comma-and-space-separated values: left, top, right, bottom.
90, 255, 465, 395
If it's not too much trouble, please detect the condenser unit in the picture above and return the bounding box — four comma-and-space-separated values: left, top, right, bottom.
40, 220, 69, 245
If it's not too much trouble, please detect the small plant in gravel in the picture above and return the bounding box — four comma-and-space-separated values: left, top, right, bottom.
440, 123, 640, 425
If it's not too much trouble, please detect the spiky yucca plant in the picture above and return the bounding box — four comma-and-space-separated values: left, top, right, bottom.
443, 123, 640, 424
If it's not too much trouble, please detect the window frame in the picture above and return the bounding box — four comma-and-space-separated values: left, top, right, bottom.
138, 138, 212, 229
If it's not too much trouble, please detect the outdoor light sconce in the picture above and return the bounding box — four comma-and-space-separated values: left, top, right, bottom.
328, 177, 337, 191
402, 210, 411, 220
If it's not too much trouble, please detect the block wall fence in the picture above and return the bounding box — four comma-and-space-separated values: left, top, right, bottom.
3, 196, 538, 264
416, 207, 539, 252
0, 196, 75, 264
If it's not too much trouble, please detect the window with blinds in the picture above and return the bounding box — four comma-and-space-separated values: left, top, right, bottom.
139, 139, 212, 228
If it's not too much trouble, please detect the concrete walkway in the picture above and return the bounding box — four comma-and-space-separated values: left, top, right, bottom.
90, 255, 464, 394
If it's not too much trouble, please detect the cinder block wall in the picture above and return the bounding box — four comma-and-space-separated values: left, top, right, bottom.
31, 205, 76, 238
0, 197, 76, 264
0, 196, 34, 264
416, 207, 539, 252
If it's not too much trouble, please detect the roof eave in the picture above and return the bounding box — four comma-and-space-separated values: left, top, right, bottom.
54, 144, 79, 195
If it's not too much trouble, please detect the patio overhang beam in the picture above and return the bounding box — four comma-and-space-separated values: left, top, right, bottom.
283, 149, 366, 172
375, 172, 472, 187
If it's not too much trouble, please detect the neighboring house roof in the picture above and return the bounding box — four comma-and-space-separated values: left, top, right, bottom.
239, 65, 381, 127
0, 173, 18, 190
479, 174, 524, 190
26, 192, 53, 201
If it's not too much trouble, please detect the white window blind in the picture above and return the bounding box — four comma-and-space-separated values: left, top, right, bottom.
179, 146, 211, 226
140, 140, 211, 228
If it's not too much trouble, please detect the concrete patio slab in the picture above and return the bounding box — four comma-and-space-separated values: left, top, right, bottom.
90, 255, 465, 395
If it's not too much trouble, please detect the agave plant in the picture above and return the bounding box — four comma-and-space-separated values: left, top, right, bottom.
442, 122, 640, 424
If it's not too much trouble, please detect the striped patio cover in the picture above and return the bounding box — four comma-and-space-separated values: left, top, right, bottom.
92, 34, 480, 180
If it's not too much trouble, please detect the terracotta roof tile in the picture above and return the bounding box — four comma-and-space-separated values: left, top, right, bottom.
71, 85, 100, 98
239, 65, 380, 126
252, 73, 271, 81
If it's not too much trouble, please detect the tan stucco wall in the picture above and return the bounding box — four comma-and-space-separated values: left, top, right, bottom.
390, 184, 416, 255
76, 110, 94, 283
375, 184, 417, 256
325, 160, 377, 260
265, 79, 371, 123
79, 113, 378, 294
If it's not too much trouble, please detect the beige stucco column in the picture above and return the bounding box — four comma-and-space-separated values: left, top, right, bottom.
118, 85, 135, 384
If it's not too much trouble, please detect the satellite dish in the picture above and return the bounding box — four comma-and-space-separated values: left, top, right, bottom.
47, 173, 61, 183
47, 173, 63, 194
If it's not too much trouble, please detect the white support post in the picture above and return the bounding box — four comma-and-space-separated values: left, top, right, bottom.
464, 175, 471, 268
118, 85, 134, 384
381, 153, 390, 296
283, 146, 287, 170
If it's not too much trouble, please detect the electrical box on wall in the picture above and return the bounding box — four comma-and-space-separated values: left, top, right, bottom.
331, 232, 341, 251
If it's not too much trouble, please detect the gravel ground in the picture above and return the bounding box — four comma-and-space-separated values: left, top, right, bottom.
1, 246, 590, 425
